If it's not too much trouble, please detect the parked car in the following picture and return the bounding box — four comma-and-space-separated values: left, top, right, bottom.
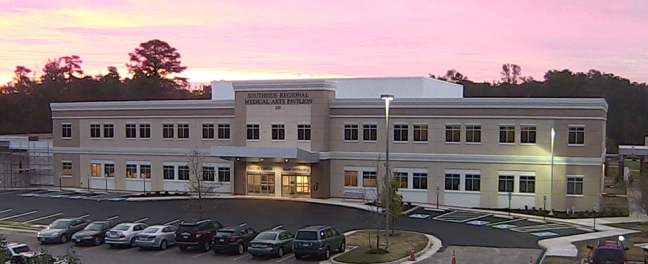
105, 223, 148, 248
37, 218, 88, 244
292, 226, 345, 260
175, 219, 222, 252
71, 220, 116, 246
248, 227, 294, 258
1, 242, 56, 263
587, 237, 629, 264
212, 223, 257, 255
133, 225, 177, 250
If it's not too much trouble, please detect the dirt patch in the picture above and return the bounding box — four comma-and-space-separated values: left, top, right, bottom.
335, 230, 428, 263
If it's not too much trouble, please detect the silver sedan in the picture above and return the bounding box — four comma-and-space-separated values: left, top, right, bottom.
105, 223, 148, 248
133, 225, 177, 250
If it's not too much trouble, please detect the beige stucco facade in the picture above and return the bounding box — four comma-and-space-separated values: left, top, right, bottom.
50, 78, 607, 212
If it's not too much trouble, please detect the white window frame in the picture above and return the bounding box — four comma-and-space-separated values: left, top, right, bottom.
393, 168, 428, 190
568, 125, 586, 147
125, 122, 137, 140
61, 160, 73, 177
520, 124, 537, 145
246, 123, 260, 141
138, 122, 151, 140
202, 162, 230, 183
444, 169, 481, 193
498, 171, 536, 195
566, 175, 585, 196
393, 123, 409, 143
90, 160, 115, 178
202, 122, 215, 140
162, 162, 189, 182
343, 123, 359, 142
343, 167, 376, 189
499, 124, 516, 145
61, 122, 72, 140
361, 123, 378, 142
465, 123, 482, 144
162, 123, 175, 140
125, 161, 151, 180
102, 122, 114, 139
217, 122, 231, 140
271, 123, 286, 141
297, 123, 312, 142
176, 122, 190, 140
412, 123, 429, 143
445, 123, 461, 144
90, 122, 101, 139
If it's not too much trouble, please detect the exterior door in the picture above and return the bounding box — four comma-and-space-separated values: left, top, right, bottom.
247, 174, 275, 196
281, 175, 311, 197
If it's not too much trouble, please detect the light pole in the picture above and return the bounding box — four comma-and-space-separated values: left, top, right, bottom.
549, 127, 556, 216
381, 94, 394, 245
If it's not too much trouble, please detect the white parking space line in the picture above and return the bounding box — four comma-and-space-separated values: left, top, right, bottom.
117, 247, 138, 254
276, 253, 294, 262
152, 249, 174, 256
0, 210, 37, 221
486, 218, 524, 226
164, 219, 179, 225
78, 214, 91, 219
459, 214, 492, 223
24, 212, 63, 224
106, 215, 120, 221
232, 254, 250, 261
134, 217, 149, 223
0, 208, 12, 214
190, 251, 212, 259
82, 246, 100, 252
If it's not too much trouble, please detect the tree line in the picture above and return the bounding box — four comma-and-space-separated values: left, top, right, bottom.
1, 40, 646, 152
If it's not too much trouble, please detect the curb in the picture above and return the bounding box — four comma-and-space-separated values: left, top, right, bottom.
329, 230, 442, 264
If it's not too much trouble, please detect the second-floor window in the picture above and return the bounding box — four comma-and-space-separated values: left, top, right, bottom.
499, 125, 515, 143
218, 124, 230, 139
202, 123, 215, 139
90, 124, 101, 138
62, 123, 72, 139
521, 126, 536, 144
445, 125, 461, 143
177, 124, 189, 139
394, 124, 408, 142
344, 124, 358, 141
362, 124, 377, 141
103, 124, 114, 138
247, 124, 259, 140
272, 124, 285, 140
466, 125, 481, 143
163, 124, 174, 139
569, 126, 585, 145
139, 124, 151, 139
298, 124, 311, 141
413, 124, 428, 142
125, 124, 137, 139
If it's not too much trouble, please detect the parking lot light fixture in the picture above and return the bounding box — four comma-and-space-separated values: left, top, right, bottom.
381, 94, 394, 246
549, 127, 555, 216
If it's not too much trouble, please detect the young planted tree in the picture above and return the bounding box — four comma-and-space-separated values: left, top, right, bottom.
381, 171, 404, 235
181, 150, 220, 220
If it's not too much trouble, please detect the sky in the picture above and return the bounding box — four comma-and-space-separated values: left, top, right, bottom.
0, 0, 647, 84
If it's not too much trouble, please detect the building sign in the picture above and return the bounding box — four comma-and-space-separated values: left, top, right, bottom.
246, 164, 311, 175
282, 166, 311, 175
245, 92, 313, 105
246, 165, 273, 172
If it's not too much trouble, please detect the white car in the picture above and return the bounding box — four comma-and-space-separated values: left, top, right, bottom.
2, 242, 54, 263
105, 223, 148, 248
133, 225, 177, 250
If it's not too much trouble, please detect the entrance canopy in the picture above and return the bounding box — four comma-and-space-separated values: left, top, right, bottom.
619, 145, 648, 156
210, 146, 319, 163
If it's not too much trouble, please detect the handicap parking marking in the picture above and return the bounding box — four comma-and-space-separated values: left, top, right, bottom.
0, 208, 13, 214
134, 217, 149, 223
190, 251, 213, 259
433, 210, 491, 223
466, 220, 490, 226
492, 224, 518, 230
0, 210, 37, 221
106, 215, 120, 221
24, 212, 63, 224
531, 232, 559, 237
276, 253, 295, 263
408, 214, 430, 219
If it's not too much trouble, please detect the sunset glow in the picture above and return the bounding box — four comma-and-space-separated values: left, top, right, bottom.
1, 0, 647, 84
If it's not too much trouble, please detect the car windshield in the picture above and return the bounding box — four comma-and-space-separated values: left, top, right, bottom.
593, 249, 623, 260
50, 220, 70, 229
113, 225, 130, 231
256, 233, 277, 240
295, 231, 318, 241
13, 246, 30, 253
216, 231, 234, 237
85, 223, 104, 231
143, 227, 159, 233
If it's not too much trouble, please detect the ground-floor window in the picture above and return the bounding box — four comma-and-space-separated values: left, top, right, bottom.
202, 166, 215, 181
363, 171, 377, 187
62, 161, 73, 176
519, 176, 535, 193
218, 167, 231, 182
126, 164, 137, 178
395, 172, 408, 188
567, 176, 584, 195
445, 174, 460, 190
178, 166, 190, 181
104, 164, 115, 178
163, 166, 175, 180
498, 175, 514, 192
412, 173, 427, 189
464, 174, 480, 191
344, 171, 358, 187
140, 165, 151, 179
91, 163, 102, 177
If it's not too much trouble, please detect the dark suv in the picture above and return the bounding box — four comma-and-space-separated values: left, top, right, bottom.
587, 238, 629, 264
212, 223, 257, 255
292, 226, 345, 260
175, 219, 223, 252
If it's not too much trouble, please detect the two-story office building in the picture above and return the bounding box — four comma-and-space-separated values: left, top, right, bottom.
50, 77, 607, 211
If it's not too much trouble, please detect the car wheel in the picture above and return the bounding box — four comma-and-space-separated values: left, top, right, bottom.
179, 245, 188, 251
294, 253, 303, 259
130, 238, 136, 248
94, 237, 101, 246
59, 234, 68, 243
160, 240, 167, 250
237, 243, 244, 255
320, 247, 331, 260
338, 240, 346, 252
202, 240, 210, 252
278, 247, 284, 257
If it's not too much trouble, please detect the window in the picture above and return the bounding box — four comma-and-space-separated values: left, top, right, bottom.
445, 125, 461, 143
247, 124, 259, 140
202, 166, 215, 181
394, 124, 408, 142
521, 126, 536, 144
104, 164, 115, 178
139, 124, 151, 139
362, 171, 377, 187
103, 124, 114, 138
178, 166, 190, 181
90, 124, 101, 138
163, 166, 175, 180
465, 174, 481, 191
218, 167, 231, 182
177, 124, 189, 139
218, 124, 230, 139
498, 175, 515, 192
466, 125, 481, 143
362, 124, 377, 141
344, 171, 358, 187
445, 174, 460, 190
395, 172, 408, 188
272, 124, 285, 140
520, 176, 536, 193
126, 124, 137, 139
298, 124, 311, 141
202, 123, 215, 139
140, 165, 151, 179
62, 161, 72, 176
126, 164, 137, 178
567, 177, 584, 195
163, 124, 174, 139
413, 124, 428, 142
91, 163, 102, 177
569, 126, 585, 145
62, 123, 72, 138
344, 124, 358, 141
413, 173, 428, 189
499, 125, 515, 143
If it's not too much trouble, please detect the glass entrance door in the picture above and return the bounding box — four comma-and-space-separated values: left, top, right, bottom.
282, 175, 311, 197
247, 174, 275, 196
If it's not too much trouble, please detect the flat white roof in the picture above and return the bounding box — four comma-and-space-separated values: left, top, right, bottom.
211, 77, 463, 100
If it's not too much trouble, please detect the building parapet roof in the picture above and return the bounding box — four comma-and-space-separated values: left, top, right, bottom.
50, 99, 234, 112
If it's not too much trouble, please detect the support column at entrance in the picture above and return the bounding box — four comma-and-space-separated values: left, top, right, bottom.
311, 160, 330, 199
618, 155, 625, 182
233, 160, 246, 195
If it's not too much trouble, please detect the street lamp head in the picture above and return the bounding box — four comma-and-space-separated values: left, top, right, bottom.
551, 127, 556, 138
380, 94, 394, 101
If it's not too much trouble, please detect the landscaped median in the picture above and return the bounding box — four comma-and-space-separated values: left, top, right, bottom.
0, 221, 43, 232
333, 230, 437, 264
